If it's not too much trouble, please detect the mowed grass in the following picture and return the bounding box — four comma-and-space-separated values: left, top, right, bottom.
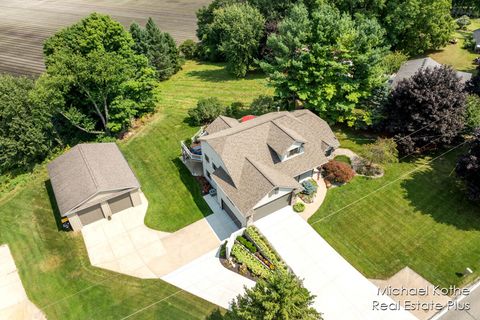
0, 61, 271, 319
120, 60, 272, 232
429, 18, 480, 73
0, 171, 220, 320
309, 132, 480, 288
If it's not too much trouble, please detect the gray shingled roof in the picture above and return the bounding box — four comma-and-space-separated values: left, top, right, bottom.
202, 110, 339, 216
204, 115, 239, 135
390, 58, 472, 88
474, 29, 480, 45
47, 143, 140, 216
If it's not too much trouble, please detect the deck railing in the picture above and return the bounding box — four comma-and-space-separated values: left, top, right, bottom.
181, 141, 202, 162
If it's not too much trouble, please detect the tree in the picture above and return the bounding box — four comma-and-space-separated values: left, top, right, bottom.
384, 66, 467, 155
456, 15, 471, 29
130, 18, 181, 80
331, 0, 455, 55
40, 13, 158, 136
466, 65, 480, 96
456, 129, 480, 201
261, 2, 389, 125
466, 95, 480, 132
210, 3, 265, 77
179, 39, 197, 59
250, 95, 278, 115
0, 75, 54, 173
323, 160, 355, 184
188, 97, 224, 125
362, 138, 398, 167
226, 271, 322, 320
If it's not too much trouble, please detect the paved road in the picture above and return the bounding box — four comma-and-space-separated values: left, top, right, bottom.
438, 283, 480, 320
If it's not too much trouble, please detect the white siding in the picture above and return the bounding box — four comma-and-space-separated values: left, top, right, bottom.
253, 187, 293, 209
200, 141, 228, 188
279, 141, 304, 162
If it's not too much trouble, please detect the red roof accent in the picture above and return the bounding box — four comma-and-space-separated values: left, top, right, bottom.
241, 115, 256, 122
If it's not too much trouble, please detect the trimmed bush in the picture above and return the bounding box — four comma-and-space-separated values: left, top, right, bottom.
219, 241, 227, 259
236, 235, 257, 253
323, 160, 355, 184
293, 202, 305, 212
179, 39, 197, 59
302, 180, 317, 195
244, 226, 284, 268
187, 97, 224, 125
231, 244, 270, 278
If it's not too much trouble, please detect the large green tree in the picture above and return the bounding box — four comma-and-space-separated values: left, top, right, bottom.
40, 13, 158, 136
0, 75, 54, 173
331, 0, 455, 55
261, 2, 388, 125
226, 271, 322, 320
130, 18, 181, 80
210, 3, 265, 77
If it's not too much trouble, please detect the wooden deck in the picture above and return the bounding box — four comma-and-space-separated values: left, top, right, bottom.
0, 0, 209, 75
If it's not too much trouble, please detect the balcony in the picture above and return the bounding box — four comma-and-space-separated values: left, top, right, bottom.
180, 128, 205, 176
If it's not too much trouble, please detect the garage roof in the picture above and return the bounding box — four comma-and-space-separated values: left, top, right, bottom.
47, 143, 140, 216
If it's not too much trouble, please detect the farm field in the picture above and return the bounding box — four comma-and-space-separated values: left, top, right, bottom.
0, 0, 209, 75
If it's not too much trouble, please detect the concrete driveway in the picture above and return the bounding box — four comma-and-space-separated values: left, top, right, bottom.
435, 281, 480, 320
162, 248, 255, 309
82, 193, 238, 278
0, 245, 45, 320
255, 208, 417, 320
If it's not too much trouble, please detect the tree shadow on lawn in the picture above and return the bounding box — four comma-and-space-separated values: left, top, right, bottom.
44, 180, 67, 232
401, 155, 480, 231
186, 66, 266, 83
172, 157, 212, 218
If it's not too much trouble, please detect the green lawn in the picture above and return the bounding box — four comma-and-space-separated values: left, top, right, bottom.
428, 19, 480, 73
309, 130, 480, 289
121, 61, 272, 232
0, 61, 271, 319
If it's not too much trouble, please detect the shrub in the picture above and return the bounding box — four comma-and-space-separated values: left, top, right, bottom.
179, 39, 197, 59
250, 95, 278, 115
463, 34, 476, 50
302, 180, 317, 195
187, 97, 224, 125
323, 160, 355, 184
293, 202, 305, 212
456, 15, 471, 29
236, 235, 257, 253
355, 159, 383, 177
466, 95, 480, 132
244, 226, 284, 268
219, 241, 227, 259
363, 138, 398, 167
225, 101, 245, 118
231, 244, 270, 278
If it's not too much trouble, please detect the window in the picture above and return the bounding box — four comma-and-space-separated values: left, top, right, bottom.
268, 188, 279, 197
205, 154, 210, 163
206, 170, 211, 180
288, 147, 302, 157
212, 163, 217, 171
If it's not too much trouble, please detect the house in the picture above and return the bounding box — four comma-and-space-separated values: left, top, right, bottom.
474, 29, 480, 52
47, 143, 142, 231
184, 110, 339, 227
388, 57, 472, 88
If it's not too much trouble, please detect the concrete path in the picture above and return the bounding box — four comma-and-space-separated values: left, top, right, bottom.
162, 248, 255, 309
82, 193, 238, 278
298, 173, 328, 221
255, 208, 417, 320
371, 267, 449, 320
332, 147, 361, 161
0, 245, 45, 320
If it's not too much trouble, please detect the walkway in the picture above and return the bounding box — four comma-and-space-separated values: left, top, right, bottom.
82, 193, 238, 278
298, 172, 328, 221
434, 280, 480, 320
255, 208, 417, 320
0, 245, 45, 320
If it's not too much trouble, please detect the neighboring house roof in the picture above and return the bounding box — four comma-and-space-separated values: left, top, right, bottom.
389, 57, 472, 88
47, 143, 140, 216
201, 110, 339, 216
473, 29, 480, 45
204, 115, 239, 135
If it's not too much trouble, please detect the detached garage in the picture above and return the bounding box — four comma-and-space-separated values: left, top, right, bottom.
47, 143, 142, 231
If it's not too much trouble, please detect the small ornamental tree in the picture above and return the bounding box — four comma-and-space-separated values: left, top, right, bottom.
456, 129, 480, 201
179, 39, 197, 59
323, 160, 355, 184
226, 271, 322, 320
188, 97, 224, 125
363, 138, 399, 167
384, 66, 467, 155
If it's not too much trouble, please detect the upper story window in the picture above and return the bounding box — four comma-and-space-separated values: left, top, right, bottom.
288, 147, 302, 157
212, 163, 217, 171
205, 154, 210, 163
268, 187, 279, 197
206, 170, 211, 180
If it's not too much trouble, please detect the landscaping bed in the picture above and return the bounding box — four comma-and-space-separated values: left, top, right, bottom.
220, 226, 286, 280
